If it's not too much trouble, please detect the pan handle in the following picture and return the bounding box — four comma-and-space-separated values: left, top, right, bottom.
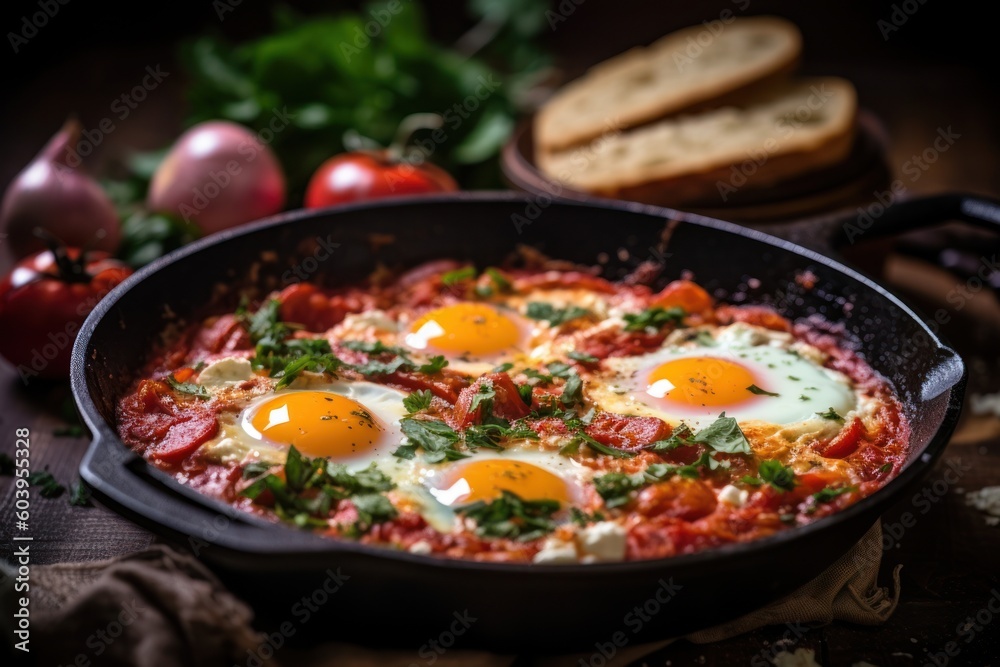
833, 192, 1000, 247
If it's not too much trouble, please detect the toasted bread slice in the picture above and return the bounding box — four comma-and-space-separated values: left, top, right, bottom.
535, 77, 858, 205
535, 16, 803, 152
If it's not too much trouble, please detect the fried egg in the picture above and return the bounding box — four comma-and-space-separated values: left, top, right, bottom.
201, 380, 407, 467
403, 302, 532, 374
591, 324, 857, 428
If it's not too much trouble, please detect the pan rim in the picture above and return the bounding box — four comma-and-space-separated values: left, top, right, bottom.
71, 191, 966, 575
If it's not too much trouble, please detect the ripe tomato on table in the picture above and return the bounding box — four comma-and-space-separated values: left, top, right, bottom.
0, 247, 133, 381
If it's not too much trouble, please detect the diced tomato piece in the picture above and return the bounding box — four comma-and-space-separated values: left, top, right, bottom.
453, 373, 530, 428
652, 279, 713, 315
524, 417, 568, 436
577, 329, 666, 359
815, 418, 865, 459
192, 314, 252, 355
150, 411, 219, 464
634, 480, 718, 520
715, 305, 792, 332
584, 412, 671, 450
172, 367, 196, 383
384, 370, 470, 404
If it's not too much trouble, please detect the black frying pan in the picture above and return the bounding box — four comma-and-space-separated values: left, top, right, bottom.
72, 192, 995, 652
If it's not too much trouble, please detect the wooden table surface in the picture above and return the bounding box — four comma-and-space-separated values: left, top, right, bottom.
2, 30, 1000, 667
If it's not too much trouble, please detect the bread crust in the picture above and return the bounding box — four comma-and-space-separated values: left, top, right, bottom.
535, 16, 803, 152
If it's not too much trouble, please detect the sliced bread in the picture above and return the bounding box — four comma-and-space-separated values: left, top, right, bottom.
535, 16, 803, 152
535, 77, 858, 206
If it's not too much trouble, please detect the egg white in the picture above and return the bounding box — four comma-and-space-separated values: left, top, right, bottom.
590, 323, 857, 429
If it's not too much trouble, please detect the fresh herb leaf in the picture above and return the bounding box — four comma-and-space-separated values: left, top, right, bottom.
403, 389, 434, 414
399, 418, 466, 462
622, 306, 685, 332
441, 266, 477, 286
559, 372, 584, 408
274, 353, 343, 389
525, 302, 591, 326
492, 362, 514, 373
28, 471, 65, 498
746, 384, 780, 397
457, 490, 560, 541
812, 486, 854, 504
757, 459, 796, 492
351, 355, 412, 377
594, 472, 644, 508
69, 482, 92, 507
799, 395, 811, 401
646, 424, 693, 451
418, 355, 448, 374
522, 368, 553, 384
878, 462, 893, 474
567, 350, 598, 363
350, 493, 398, 533
242, 461, 274, 479
165, 374, 211, 399
740, 475, 764, 486
817, 407, 845, 422
485, 267, 512, 292
517, 383, 534, 406
342, 340, 406, 356
690, 413, 750, 454
469, 382, 496, 415
464, 422, 537, 451
545, 361, 574, 379
574, 432, 636, 459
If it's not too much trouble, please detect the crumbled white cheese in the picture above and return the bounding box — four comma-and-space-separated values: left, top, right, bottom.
198, 357, 253, 386
201, 437, 245, 464
408, 540, 433, 555
532, 537, 579, 564
577, 521, 627, 561
337, 309, 400, 336
966, 486, 1000, 524
716, 322, 792, 348
772, 648, 822, 667
718, 484, 748, 507
970, 392, 1000, 418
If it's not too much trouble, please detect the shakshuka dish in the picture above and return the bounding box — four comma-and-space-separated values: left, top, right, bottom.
117, 254, 909, 563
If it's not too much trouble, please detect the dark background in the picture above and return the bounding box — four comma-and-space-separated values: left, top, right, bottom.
1, 0, 996, 191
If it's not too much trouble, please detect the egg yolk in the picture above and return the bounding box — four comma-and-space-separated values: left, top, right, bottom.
646, 356, 757, 407
248, 391, 384, 459
433, 459, 569, 506
406, 303, 521, 357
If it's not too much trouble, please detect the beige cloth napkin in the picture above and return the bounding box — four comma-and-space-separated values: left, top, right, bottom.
2, 523, 899, 667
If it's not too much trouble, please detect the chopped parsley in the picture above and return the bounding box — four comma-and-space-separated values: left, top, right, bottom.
812, 485, 854, 504
878, 462, 893, 474
241, 447, 396, 533
754, 459, 797, 491
492, 362, 515, 373
799, 395, 811, 401
650, 413, 750, 455
525, 302, 591, 326
418, 355, 448, 374
165, 374, 211, 399
622, 306, 685, 332
28, 471, 65, 499
457, 490, 560, 541
403, 389, 433, 414
69, 481, 92, 507
395, 418, 466, 463
567, 350, 599, 363
441, 266, 476, 286
484, 267, 512, 292
816, 407, 845, 422
569, 507, 605, 526
572, 432, 636, 459
746, 384, 780, 397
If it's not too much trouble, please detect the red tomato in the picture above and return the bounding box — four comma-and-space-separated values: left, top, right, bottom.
584, 412, 672, 450
0, 248, 132, 381
651, 279, 714, 315
814, 417, 865, 459
452, 373, 530, 428
304, 152, 457, 208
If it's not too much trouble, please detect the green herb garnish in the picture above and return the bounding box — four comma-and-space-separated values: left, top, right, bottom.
165, 374, 211, 399
817, 407, 845, 422
441, 266, 477, 286
403, 389, 434, 414
457, 490, 560, 541
747, 384, 780, 397
28, 471, 65, 499
567, 350, 599, 363
525, 302, 591, 326
622, 306, 685, 332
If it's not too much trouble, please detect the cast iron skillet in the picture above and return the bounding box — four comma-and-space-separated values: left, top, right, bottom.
72, 192, 996, 652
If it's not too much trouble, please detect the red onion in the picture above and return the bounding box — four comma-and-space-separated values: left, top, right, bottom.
1, 120, 121, 258
147, 121, 286, 235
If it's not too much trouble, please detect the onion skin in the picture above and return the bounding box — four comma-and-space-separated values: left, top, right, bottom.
1, 120, 121, 258
147, 121, 286, 235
